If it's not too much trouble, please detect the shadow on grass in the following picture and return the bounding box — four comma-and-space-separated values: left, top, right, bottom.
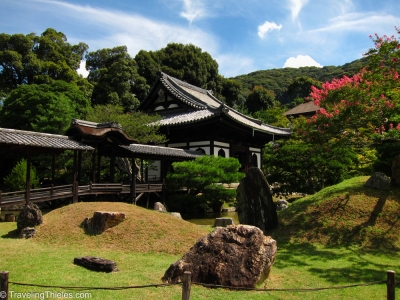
273, 242, 396, 284
272, 186, 400, 250
1, 228, 20, 238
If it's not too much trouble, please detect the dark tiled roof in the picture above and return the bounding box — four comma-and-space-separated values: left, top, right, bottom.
284, 101, 320, 116
0, 128, 94, 151
122, 144, 202, 159
66, 119, 137, 145
154, 72, 292, 136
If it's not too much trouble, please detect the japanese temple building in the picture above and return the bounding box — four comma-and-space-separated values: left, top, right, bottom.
138, 72, 292, 177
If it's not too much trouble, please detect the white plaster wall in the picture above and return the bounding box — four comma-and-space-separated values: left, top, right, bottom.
190, 146, 210, 155
252, 152, 261, 168
214, 147, 230, 158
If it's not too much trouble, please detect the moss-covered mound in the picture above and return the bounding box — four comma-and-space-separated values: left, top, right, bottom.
270, 176, 400, 249
35, 202, 210, 255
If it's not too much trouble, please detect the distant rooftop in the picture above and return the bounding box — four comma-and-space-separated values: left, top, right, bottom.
284, 101, 320, 117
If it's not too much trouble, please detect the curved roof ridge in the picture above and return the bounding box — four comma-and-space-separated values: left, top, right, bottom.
160, 73, 208, 110
221, 104, 291, 131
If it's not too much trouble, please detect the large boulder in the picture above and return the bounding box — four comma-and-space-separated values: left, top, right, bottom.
391, 155, 400, 186
236, 167, 278, 233
17, 203, 43, 231
82, 211, 126, 234
364, 172, 391, 190
162, 225, 277, 288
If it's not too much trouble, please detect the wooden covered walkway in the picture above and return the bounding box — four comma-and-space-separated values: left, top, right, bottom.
0, 182, 164, 208
0, 120, 201, 208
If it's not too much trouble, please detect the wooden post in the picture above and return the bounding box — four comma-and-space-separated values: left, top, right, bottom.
182, 271, 191, 300
140, 159, 144, 183
162, 178, 166, 205
387, 270, 395, 300
1, 271, 9, 300
25, 149, 31, 205
77, 151, 82, 184
110, 147, 115, 183
131, 157, 136, 204
97, 154, 101, 183
73, 150, 78, 203
51, 152, 55, 185
92, 148, 96, 183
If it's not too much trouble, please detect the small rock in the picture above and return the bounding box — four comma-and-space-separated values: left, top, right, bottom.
74, 256, 119, 272
154, 202, 167, 212
170, 212, 182, 219
82, 211, 126, 234
18, 227, 36, 239
214, 217, 234, 227
5, 214, 15, 222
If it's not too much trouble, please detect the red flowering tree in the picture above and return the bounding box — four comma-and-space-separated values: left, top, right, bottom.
264, 26, 400, 192
306, 27, 400, 145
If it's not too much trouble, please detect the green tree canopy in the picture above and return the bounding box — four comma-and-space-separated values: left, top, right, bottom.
85, 104, 166, 144
286, 76, 322, 107
85, 46, 148, 112
252, 105, 290, 128
0, 80, 91, 133
4, 158, 39, 191
245, 85, 276, 113
135, 43, 220, 89
0, 28, 88, 96
166, 155, 244, 212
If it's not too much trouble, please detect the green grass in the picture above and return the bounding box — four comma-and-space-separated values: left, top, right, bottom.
1, 176, 400, 299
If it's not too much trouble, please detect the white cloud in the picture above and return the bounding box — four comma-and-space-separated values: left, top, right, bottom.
33, 0, 218, 56
179, 0, 208, 23
310, 12, 400, 34
283, 55, 322, 68
288, 0, 309, 22
216, 54, 255, 77
258, 21, 282, 39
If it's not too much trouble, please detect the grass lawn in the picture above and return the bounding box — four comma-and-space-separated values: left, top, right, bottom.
1, 176, 399, 299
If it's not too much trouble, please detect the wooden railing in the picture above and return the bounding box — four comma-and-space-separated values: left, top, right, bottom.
0, 182, 165, 208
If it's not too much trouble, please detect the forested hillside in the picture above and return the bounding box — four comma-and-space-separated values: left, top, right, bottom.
232, 58, 368, 105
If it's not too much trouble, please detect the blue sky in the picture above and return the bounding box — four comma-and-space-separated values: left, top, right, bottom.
1, 0, 400, 78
